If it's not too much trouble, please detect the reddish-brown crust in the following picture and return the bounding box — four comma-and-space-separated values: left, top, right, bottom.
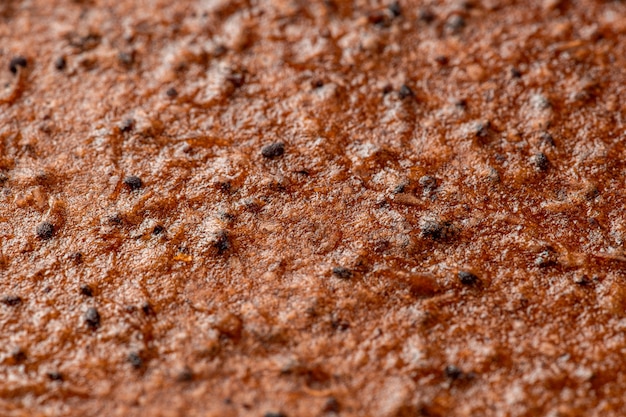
2, 0, 626, 416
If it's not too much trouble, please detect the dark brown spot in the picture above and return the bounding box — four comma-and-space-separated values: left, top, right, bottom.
36, 222, 55, 240
458, 270, 479, 285
261, 142, 285, 159
9, 56, 27, 74
332, 266, 353, 279
123, 176, 142, 191
1, 295, 22, 306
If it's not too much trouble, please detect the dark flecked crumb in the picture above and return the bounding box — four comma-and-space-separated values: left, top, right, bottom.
530, 152, 549, 171
419, 175, 437, 193
264, 412, 287, 417
214, 230, 230, 254
84, 307, 101, 330
535, 249, 556, 267
47, 371, 63, 381
511, 67, 522, 78
54, 56, 66, 71
261, 142, 285, 159
80, 285, 93, 297
398, 84, 413, 99
420, 219, 453, 240
166, 87, 178, 98
106, 214, 122, 227
332, 266, 353, 279
444, 365, 463, 380
36, 221, 55, 240
1, 295, 22, 306
393, 182, 407, 194
119, 118, 134, 132
574, 274, 592, 286
123, 175, 143, 191
9, 56, 27, 74
128, 352, 144, 369
152, 225, 165, 235
70, 252, 84, 264
458, 270, 479, 286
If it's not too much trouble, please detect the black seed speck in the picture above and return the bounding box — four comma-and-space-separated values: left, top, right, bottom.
312, 79, 324, 89
123, 176, 142, 191
152, 225, 165, 235
262, 142, 285, 159
141, 302, 154, 315
444, 365, 463, 380
47, 371, 63, 381
9, 56, 27, 74
382, 84, 394, 95
166, 87, 178, 98
1, 295, 22, 306
398, 84, 413, 99
84, 307, 101, 329
128, 352, 143, 369
388, 2, 401, 17
511, 67, 522, 78
54, 56, 66, 71
80, 285, 93, 297
530, 152, 549, 171
419, 8, 436, 23
36, 222, 55, 240
332, 266, 353, 279
214, 230, 230, 254
458, 270, 479, 285
119, 118, 134, 132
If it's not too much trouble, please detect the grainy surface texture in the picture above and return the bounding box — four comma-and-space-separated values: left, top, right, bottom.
1, 0, 626, 416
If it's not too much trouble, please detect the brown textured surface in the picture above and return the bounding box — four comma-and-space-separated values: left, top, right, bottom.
2, 0, 626, 416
